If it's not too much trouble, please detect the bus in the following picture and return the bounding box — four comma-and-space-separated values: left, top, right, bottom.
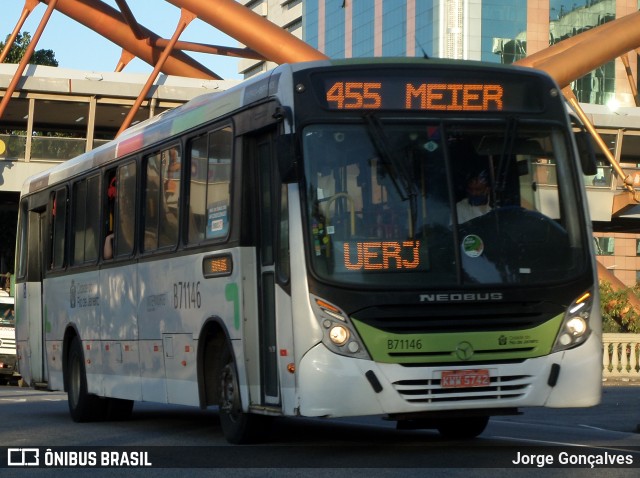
15, 58, 601, 443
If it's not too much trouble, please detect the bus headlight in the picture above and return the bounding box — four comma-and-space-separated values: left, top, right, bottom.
311, 295, 370, 359
329, 325, 349, 345
552, 290, 593, 352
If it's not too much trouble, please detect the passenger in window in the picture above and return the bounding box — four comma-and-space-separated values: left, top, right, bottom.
116, 169, 136, 256
104, 233, 114, 259
456, 171, 492, 223
160, 148, 180, 247
104, 176, 117, 260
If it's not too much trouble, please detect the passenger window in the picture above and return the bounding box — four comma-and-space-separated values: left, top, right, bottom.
187, 127, 232, 243
51, 188, 67, 270
104, 162, 137, 259
143, 146, 181, 251
115, 162, 137, 257
72, 175, 100, 264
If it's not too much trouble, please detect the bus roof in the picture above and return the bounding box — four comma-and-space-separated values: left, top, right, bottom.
19, 62, 295, 196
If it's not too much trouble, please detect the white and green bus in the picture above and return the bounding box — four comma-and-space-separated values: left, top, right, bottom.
15, 59, 601, 443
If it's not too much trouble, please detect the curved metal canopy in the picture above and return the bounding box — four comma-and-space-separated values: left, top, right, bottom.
2, 1, 639, 91
4, 0, 328, 79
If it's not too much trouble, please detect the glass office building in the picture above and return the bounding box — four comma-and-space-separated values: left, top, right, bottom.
301, 0, 629, 107
239, 0, 640, 286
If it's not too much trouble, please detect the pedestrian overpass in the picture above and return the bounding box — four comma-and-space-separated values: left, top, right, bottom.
0, 63, 238, 195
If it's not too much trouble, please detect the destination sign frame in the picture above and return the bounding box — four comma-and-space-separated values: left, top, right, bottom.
312, 70, 546, 113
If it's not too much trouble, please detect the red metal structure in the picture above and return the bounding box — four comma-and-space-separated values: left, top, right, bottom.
2, 0, 327, 79
0, 0, 328, 130
1, 0, 639, 180
1, 1, 638, 125
2, 1, 640, 305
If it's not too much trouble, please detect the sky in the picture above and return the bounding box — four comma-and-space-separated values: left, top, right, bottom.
1, 0, 242, 79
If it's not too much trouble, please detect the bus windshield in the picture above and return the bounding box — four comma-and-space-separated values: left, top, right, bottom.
302, 120, 587, 288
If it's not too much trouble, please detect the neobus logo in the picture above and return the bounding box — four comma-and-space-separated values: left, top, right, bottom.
419, 292, 503, 303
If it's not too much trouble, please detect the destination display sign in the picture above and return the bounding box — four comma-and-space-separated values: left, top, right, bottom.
314, 70, 545, 113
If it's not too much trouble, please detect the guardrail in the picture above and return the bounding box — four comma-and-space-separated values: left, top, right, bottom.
603, 333, 640, 381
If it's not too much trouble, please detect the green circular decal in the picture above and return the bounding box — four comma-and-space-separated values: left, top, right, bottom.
462, 234, 484, 258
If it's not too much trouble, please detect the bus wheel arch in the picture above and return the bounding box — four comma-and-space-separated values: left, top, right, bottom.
198, 318, 229, 408
65, 333, 107, 422
198, 318, 271, 444
217, 341, 271, 443
62, 325, 80, 393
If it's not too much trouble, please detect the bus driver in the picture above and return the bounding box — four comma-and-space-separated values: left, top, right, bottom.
456, 171, 492, 223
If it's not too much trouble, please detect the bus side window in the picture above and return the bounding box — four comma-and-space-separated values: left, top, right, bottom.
160, 147, 181, 248
188, 135, 208, 243
71, 175, 100, 265
114, 162, 136, 257
103, 171, 117, 260
187, 127, 232, 244
50, 188, 67, 270
143, 146, 181, 251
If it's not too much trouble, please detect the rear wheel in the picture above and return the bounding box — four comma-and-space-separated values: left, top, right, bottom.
218, 347, 271, 444
67, 336, 107, 422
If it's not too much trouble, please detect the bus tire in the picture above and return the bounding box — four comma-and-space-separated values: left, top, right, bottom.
218, 347, 270, 444
436, 416, 489, 440
67, 336, 107, 422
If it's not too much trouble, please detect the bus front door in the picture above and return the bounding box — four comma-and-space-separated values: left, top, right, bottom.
16, 208, 47, 386
249, 130, 281, 406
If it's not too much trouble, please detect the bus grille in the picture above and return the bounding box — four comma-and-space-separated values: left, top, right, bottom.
352, 302, 560, 334
392, 374, 532, 403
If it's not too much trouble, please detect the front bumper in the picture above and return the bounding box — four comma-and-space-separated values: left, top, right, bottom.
297, 332, 602, 417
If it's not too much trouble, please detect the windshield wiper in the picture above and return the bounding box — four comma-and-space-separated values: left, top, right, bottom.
363, 114, 417, 201
494, 116, 518, 206
363, 113, 418, 237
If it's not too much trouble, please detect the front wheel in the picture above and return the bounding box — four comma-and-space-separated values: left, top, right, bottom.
67, 336, 107, 422
218, 347, 271, 444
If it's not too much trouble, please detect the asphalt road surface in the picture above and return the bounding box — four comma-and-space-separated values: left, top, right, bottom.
0, 382, 638, 477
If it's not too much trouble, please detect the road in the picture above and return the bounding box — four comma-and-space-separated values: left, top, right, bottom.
0, 383, 638, 477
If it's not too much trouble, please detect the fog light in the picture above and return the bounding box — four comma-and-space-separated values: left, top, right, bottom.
329, 326, 349, 345
558, 333, 572, 346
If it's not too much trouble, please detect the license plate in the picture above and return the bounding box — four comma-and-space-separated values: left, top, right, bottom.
441, 369, 490, 388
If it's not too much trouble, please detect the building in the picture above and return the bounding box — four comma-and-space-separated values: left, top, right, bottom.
240, 1, 637, 108
3, 1, 640, 285
238, 0, 640, 287
238, 0, 304, 77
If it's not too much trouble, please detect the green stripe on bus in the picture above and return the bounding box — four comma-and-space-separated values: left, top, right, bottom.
225, 283, 240, 331
352, 314, 564, 364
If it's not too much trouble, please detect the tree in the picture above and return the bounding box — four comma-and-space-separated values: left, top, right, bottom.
600, 281, 640, 333
1, 32, 58, 66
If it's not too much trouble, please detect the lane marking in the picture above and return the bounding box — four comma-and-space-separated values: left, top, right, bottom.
578, 424, 609, 432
